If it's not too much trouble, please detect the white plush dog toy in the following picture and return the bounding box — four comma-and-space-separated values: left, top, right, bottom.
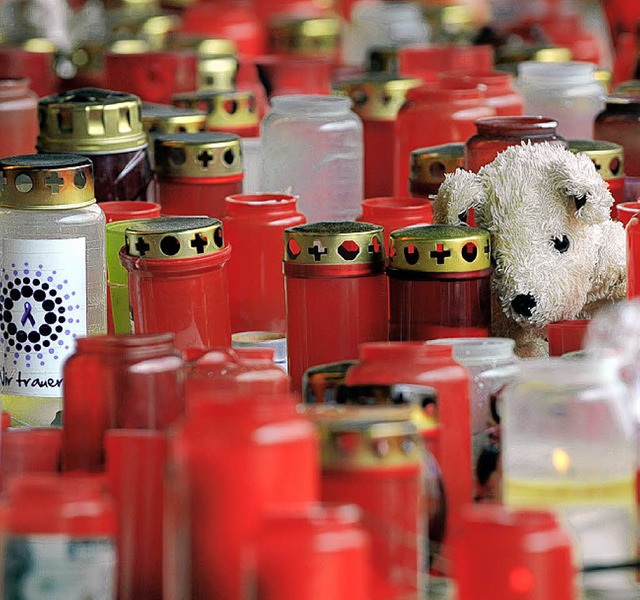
434, 142, 627, 357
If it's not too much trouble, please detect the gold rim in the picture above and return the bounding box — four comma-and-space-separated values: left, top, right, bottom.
388, 225, 491, 273
284, 222, 385, 266
410, 143, 465, 186
0, 154, 95, 210
568, 140, 624, 179
125, 216, 225, 259
268, 16, 341, 56
172, 90, 258, 128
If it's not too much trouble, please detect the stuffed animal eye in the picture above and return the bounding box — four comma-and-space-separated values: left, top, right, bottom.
553, 235, 570, 253
574, 193, 588, 210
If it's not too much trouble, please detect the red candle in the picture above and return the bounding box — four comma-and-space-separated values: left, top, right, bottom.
388, 225, 492, 341
284, 222, 388, 392
0, 47, 59, 97
0, 428, 62, 492
409, 143, 465, 199
0, 473, 117, 598
255, 55, 334, 98
167, 393, 319, 599
357, 196, 433, 251
120, 217, 232, 351
254, 504, 371, 599
568, 139, 625, 211
172, 90, 260, 138
397, 44, 494, 83
104, 50, 197, 105
465, 116, 567, 173
0, 78, 39, 158
546, 319, 591, 356
617, 201, 640, 226
223, 193, 305, 334
344, 342, 472, 566
106, 430, 168, 600
627, 214, 640, 299
438, 70, 524, 116
451, 505, 575, 600
100, 201, 162, 224
394, 85, 494, 195
62, 333, 184, 472
316, 412, 425, 599
337, 74, 422, 199
154, 132, 243, 219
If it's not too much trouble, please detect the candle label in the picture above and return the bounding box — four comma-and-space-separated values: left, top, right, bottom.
4, 535, 115, 599
0, 238, 87, 397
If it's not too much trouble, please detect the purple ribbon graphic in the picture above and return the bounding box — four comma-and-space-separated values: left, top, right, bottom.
21, 302, 35, 327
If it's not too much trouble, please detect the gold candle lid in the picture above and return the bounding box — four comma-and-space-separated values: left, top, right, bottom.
268, 16, 341, 56
125, 216, 224, 259
154, 132, 242, 179
38, 88, 148, 154
107, 39, 151, 54
568, 140, 624, 179
388, 225, 490, 274
335, 74, 421, 121
0, 154, 95, 210
198, 55, 239, 91
319, 418, 423, 470
142, 103, 207, 135
168, 35, 237, 57
410, 143, 465, 187
532, 47, 572, 62
284, 222, 385, 266
172, 90, 258, 130
615, 80, 640, 96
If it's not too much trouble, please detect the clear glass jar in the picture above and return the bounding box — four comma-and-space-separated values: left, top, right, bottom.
502, 358, 636, 592
516, 61, 605, 139
261, 95, 364, 222
0, 154, 107, 427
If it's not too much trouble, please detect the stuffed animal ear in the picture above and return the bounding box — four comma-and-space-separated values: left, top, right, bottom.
548, 150, 613, 225
434, 168, 486, 224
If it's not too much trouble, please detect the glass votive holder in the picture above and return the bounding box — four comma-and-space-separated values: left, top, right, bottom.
616, 201, 640, 226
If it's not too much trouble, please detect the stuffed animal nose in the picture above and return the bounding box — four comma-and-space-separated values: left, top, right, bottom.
511, 294, 536, 317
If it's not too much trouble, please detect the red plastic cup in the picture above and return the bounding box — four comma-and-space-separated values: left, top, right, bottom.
100, 201, 162, 224
106, 430, 168, 600
546, 319, 590, 356
253, 504, 371, 599
616, 201, 640, 226
357, 196, 433, 251
0, 428, 62, 492
451, 505, 575, 600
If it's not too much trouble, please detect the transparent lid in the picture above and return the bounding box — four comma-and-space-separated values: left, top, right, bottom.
427, 337, 516, 365
518, 61, 599, 87
270, 95, 353, 118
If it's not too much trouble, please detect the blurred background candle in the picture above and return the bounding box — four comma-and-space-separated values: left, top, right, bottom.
502, 358, 637, 592
409, 143, 465, 200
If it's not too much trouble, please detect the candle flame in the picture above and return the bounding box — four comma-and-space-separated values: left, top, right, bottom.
552, 447, 571, 475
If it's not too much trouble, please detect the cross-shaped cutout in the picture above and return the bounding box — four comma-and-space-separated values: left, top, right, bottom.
197, 150, 214, 168
44, 172, 64, 193
368, 236, 381, 254
484, 241, 490, 255
308, 241, 328, 262
430, 243, 451, 265
0, 174, 6, 194
135, 236, 151, 256
190, 233, 208, 254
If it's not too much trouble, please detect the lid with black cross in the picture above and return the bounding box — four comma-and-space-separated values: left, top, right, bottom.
172, 90, 258, 130
284, 222, 385, 267
154, 132, 242, 179
124, 216, 224, 260
388, 224, 491, 274
0, 154, 95, 210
